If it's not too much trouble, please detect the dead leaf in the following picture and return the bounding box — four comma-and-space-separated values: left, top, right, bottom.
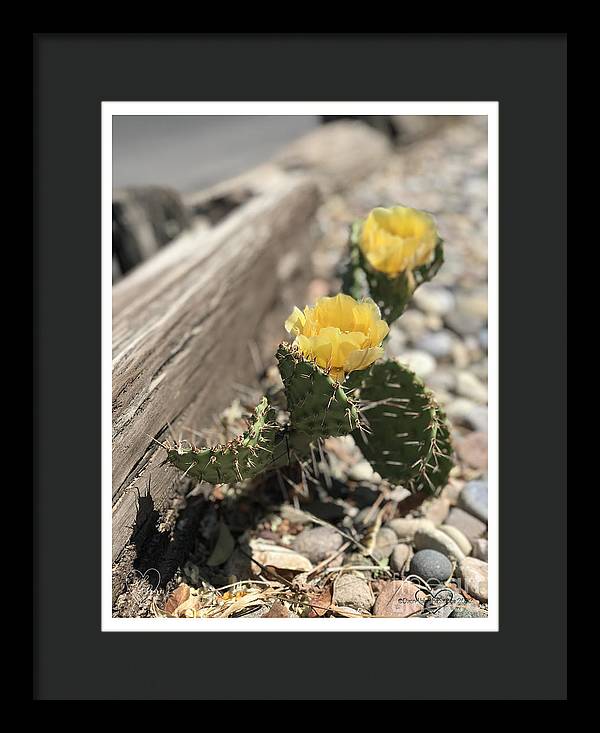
262, 601, 292, 618
308, 585, 332, 617
207, 521, 235, 567
164, 583, 190, 615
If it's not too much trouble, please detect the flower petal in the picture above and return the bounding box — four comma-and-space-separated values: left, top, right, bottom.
284, 306, 306, 336
344, 346, 385, 373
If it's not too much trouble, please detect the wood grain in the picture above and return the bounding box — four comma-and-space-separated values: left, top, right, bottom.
112, 176, 320, 562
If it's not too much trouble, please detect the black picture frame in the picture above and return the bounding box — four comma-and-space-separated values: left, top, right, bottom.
34, 33, 567, 700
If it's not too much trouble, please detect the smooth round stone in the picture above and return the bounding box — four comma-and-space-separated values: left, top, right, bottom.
459, 480, 488, 522
291, 526, 344, 563
456, 371, 488, 403
445, 507, 486, 543
414, 527, 466, 563
446, 309, 484, 336
347, 459, 375, 482
390, 543, 412, 574
332, 574, 374, 611
439, 524, 472, 556
409, 549, 453, 583
415, 330, 456, 359
459, 557, 488, 602
372, 527, 398, 560
479, 328, 488, 350
386, 517, 435, 542
413, 285, 456, 316
397, 350, 437, 378
397, 309, 428, 341
471, 538, 488, 562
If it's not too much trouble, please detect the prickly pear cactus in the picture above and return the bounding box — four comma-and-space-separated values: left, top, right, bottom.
276, 342, 360, 438
166, 398, 289, 484
164, 205, 455, 497
351, 359, 453, 494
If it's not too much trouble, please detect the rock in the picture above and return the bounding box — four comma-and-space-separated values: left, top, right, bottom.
249, 539, 313, 574
413, 284, 455, 316
413, 527, 465, 563
479, 328, 488, 350
386, 517, 435, 542
423, 497, 451, 525
459, 557, 488, 602
446, 399, 488, 433
397, 350, 436, 378
372, 527, 398, 560
415, 330, 456, 359
439, 525, 472, 556
390, 543, 412, 574
409, 549, 453, 582
388, 486, 412, 503
372, 580, 422, 617
427, 367, 456, 393
456, 431, 488, 470
459, 480, 488, 522
449, 603, 487, 618
445, 507, 486, 543
446, 308, 484, 336
456, 371, 488, 403
472, 538, 488, 562
332, 574, 374, 611
441, 480, 464, 505
291, 526, 344, 564
347, 459, 375, 482
397, 309, 427, 341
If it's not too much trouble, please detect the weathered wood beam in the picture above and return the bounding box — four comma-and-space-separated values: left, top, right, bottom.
112, 176, 320, 563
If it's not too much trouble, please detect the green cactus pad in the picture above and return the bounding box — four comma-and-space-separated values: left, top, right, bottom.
276, 342, 360, 439
351, 359, 453, 493
166, 397, 290, 484
345, 219, 444, 324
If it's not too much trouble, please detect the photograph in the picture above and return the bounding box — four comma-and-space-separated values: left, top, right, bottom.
106, 103, 497, 628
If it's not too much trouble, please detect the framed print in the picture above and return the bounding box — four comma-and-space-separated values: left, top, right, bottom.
34, 33, 566, 700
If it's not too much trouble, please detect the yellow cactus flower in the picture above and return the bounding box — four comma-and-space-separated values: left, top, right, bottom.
285, 293, 389, 382
359, 205, 439, 277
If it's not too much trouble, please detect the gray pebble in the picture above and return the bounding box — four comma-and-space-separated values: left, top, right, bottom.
415, 330, 456, 359
291, 526, 344, 563
471, 538, 488, 562
414, 527, 466, 563
439, 524, 472, 556
390, 543, 412, 574
410, 549, 453, 582
386, 517, 435, 542
332, 574, 374, 611
459, 480, 488, 522
445, 507, 486, 543
372, 527, 398, 560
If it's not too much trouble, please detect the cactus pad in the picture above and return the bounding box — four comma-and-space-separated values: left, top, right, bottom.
352, 359, 453, 493
166, 397, 290, 484
276, 342, 360, 438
